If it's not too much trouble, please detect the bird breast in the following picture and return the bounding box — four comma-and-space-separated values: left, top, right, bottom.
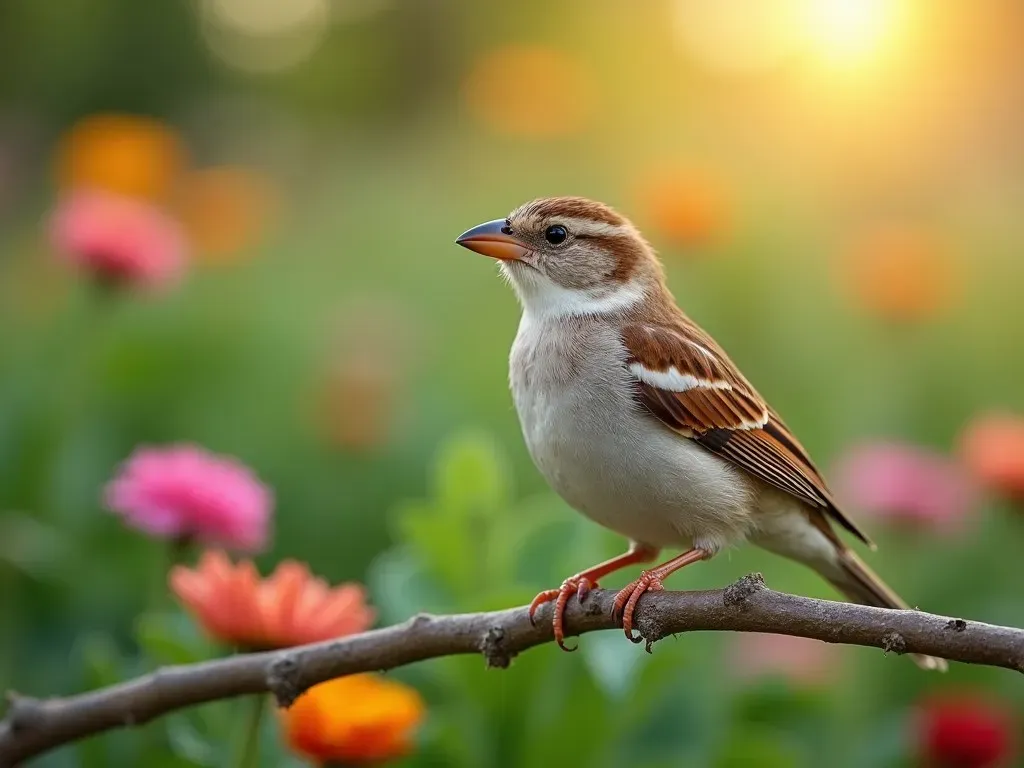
508, 312, 756, 551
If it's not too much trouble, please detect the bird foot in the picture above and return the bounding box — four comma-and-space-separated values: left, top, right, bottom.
529, 575, 597, 651
613, 572, 665, 644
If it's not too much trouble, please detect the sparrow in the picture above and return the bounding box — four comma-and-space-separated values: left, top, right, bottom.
455, 196, 946, 671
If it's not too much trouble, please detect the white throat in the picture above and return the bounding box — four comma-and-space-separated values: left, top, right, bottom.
501, 264, 646, 320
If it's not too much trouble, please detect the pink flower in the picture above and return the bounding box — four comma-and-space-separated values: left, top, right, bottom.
831, 442, 977, 533
728, 633, 839, 687
105, 444, 272, 552
49, 189, 186, 290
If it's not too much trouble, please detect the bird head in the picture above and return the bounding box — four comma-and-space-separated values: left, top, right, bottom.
456, 196, 663, 318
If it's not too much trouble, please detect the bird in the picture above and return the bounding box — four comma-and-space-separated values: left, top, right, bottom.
455, 196, 947, 671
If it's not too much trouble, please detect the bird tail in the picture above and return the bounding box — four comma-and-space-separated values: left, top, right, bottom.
825, 546, 948, 672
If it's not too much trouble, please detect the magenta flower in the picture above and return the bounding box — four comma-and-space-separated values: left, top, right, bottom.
105, 444, 272, 552
832, 441, 977, 534
728, 633, 839, 687
49, 189, 186, 290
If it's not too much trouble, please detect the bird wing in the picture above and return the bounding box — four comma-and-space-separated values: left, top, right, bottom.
621, 320, 872, 547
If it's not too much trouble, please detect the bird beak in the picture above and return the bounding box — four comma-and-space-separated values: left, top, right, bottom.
455, 219, 529, 262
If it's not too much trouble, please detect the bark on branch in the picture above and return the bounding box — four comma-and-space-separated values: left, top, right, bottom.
3, 574, 1023, 766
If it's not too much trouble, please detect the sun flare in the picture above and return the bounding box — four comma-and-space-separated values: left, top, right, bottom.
803, 0, 897, 66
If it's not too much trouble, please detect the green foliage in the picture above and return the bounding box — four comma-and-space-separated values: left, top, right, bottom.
134, 612, 214, 667
3, 2, 1024, 765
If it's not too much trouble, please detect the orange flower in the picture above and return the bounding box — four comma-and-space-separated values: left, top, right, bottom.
633, 168, 731, 250
839, 225, 960, 323
959, 413, 1024, 502
176, 166, 279, 263
463, 45, 595, 138
54, 114, 186, 202
280, 674, 425, 765
170, 550, 374, 649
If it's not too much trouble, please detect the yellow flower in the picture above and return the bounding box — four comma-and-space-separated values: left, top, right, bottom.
280, 674, 425, 765
54, 114, 186, 202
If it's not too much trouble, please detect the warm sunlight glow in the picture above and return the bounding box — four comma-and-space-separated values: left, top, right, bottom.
675, 0, 907, 76
803, 0, 897, 66
674, 0, 807, 74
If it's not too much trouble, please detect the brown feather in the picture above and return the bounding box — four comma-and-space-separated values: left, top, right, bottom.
516, 197, 627, 226
621, 318, 874, 547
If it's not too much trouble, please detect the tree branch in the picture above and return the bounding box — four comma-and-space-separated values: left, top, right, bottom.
3, 574, 1023, 766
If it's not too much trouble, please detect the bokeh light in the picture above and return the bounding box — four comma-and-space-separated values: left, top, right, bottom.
674, 0, 906, 75
176, 166, 279, 263
199, 0, 330, 73
729, 633, 840, 687
463, 45, 595, 138
328, 0, 391, 24
311, 297, 420, 453
959, 413, 1024, 504
633, 165, 731, 251
837, 224, 962, 323
673, 0, 807, 74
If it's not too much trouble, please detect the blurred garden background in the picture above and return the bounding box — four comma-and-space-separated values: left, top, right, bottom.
2, 0, 1024, 765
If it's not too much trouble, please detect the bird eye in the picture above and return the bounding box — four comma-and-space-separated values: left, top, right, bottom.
544, 225, 568, 245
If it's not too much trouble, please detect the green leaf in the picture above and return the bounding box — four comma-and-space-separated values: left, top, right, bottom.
166, 715, 219, 766
395, 500, 476, 593
368, 545, 454, 622
582, 631, 644, 699
733, 681, 828, 728
714, 729, 802, 768
78, 631, 123, 690
433, 431, 508, 516
135, 612, 212, 666
0, 510, 68, 580
390, 432, 520, 598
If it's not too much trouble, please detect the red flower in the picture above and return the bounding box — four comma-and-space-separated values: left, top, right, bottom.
918, 694, 1016, 768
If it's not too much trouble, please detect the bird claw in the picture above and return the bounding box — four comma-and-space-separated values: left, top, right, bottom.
576, 578, 592, 602
529, 575, 596, 652
528, 589, 558, 627
613, 573, 665, 643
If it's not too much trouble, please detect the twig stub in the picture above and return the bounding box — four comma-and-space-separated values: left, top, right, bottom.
723, 573, 766, 607
266, 655, 303, 707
